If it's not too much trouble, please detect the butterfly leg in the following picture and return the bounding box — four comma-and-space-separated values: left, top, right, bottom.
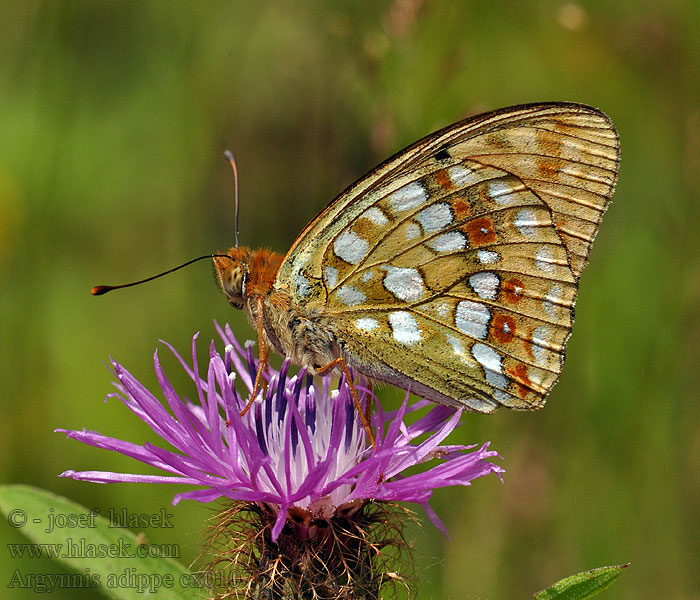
240, 296, 269, 417
317, 357, 376, 449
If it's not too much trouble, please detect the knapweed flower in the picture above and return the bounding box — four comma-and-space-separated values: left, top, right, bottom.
58, 323, 502, 599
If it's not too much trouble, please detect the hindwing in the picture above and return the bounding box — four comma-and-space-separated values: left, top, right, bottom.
275, 102, 619, 412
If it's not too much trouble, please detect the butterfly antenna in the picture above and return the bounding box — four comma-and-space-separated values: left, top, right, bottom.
91, 254, 232, 296
224, 150, 240, 248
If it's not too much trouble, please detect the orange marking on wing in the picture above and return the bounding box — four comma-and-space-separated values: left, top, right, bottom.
491, 314, 516, 344
503, 277, 525, 304
523, 339, 535, 362
452, 198, 471, 220
478, 186, 492, 206
463, 217, 497, 247
508, 363, 532, 399
435, 169, 453, 191
537, 159, 559, 178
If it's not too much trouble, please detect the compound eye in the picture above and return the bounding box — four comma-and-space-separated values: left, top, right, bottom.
220, 265, 245, 308
228, 267, 243, 294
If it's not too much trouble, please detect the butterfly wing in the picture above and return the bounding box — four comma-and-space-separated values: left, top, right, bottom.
275, 102, 619, 412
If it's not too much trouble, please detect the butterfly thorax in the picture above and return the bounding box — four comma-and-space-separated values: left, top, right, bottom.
214, 247, 342, 372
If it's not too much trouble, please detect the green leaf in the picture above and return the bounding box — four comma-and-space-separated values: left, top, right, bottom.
534, 564, 630, 600
0, 485, 206, 599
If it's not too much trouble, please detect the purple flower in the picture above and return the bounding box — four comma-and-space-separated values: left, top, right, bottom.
57, 323, 502, 541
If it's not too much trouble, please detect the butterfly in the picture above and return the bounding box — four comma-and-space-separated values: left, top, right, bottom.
213, 102, 619, 423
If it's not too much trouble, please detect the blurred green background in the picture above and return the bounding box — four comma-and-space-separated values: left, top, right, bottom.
1, 1, 699, 598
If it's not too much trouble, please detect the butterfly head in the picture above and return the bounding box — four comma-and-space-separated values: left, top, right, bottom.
214, 247, 283, 309
213, 247, 250, 309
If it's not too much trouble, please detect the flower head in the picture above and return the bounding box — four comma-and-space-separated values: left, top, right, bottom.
58, 323, 502, 597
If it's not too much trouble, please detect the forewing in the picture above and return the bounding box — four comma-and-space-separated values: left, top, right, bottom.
276, 102, 619, 412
